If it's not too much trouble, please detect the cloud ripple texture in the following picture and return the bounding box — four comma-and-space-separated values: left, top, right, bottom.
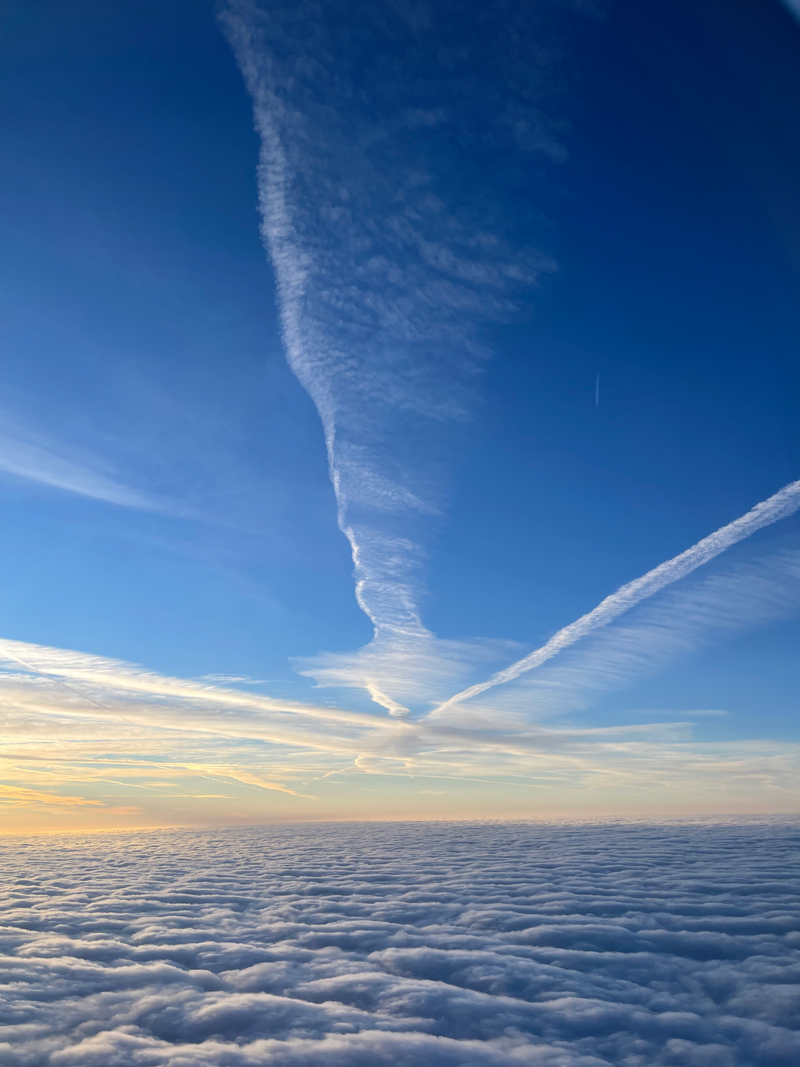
1, 821, 799, 1066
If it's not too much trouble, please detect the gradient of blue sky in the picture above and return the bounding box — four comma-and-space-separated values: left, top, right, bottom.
1, 0, 799, 829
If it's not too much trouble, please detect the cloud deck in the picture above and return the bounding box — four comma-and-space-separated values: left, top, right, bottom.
1, 820, 798, 1065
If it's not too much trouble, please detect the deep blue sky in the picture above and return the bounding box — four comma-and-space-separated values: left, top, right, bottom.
1, 0, 799, 825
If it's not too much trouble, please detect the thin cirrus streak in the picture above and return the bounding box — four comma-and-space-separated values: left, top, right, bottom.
1, 635, 798, 808
434, 476, 800, 715
222, 0, 565, 673
3, 536, 797, 799
0, 638, 393, 734
0, 424, 156, 512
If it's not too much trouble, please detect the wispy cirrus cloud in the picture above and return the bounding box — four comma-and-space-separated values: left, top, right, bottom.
6, 481, 794, 812
0, 405, 296, 537
222, 0, 565, 711
0, 420, 157, 511
198, 674, 271, 685
222, 1, 800, 731
0, 783, 102, 807
1, 633, 799, 823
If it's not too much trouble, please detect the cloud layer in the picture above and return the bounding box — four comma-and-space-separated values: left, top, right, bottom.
2, 625, 799, 825
1, 820, 799, 1065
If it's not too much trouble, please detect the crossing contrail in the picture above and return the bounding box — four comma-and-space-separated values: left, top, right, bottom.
433, 476, 800, 714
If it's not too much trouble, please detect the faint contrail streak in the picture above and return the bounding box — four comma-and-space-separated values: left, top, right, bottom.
0, 641, 138, 727
434, 477, 800, 713
595, 373, 600, 408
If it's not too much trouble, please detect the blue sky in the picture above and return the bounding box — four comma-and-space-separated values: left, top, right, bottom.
1, 0, 799, 828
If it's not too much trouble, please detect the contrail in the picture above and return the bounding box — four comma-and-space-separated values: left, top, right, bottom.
222, 0, 561, 706
595, 373, 600, 408
434, 477, 800, 714
0, 641, 138, 727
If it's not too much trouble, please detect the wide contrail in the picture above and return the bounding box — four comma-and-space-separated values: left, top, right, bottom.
222, 0, 560, 706
434, 476, 800, 714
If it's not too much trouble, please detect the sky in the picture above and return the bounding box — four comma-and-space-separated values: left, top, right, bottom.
1, 0, 800, 831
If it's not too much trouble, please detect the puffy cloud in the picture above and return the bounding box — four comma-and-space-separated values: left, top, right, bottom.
1, 820, 798, 1065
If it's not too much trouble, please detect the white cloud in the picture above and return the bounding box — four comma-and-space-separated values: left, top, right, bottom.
221, 0, 562, 708
1, 634, 799, 815
296, 632, 521, 714
222, 0, 800, 732
0, 422, 156, 511
198, 675, 271, 685
437, 481, 800, 714
433, 547, 800, 724
0, 820, 798, 1064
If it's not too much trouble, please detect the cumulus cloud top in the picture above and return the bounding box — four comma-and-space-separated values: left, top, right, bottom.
1, 820, 798, 1066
